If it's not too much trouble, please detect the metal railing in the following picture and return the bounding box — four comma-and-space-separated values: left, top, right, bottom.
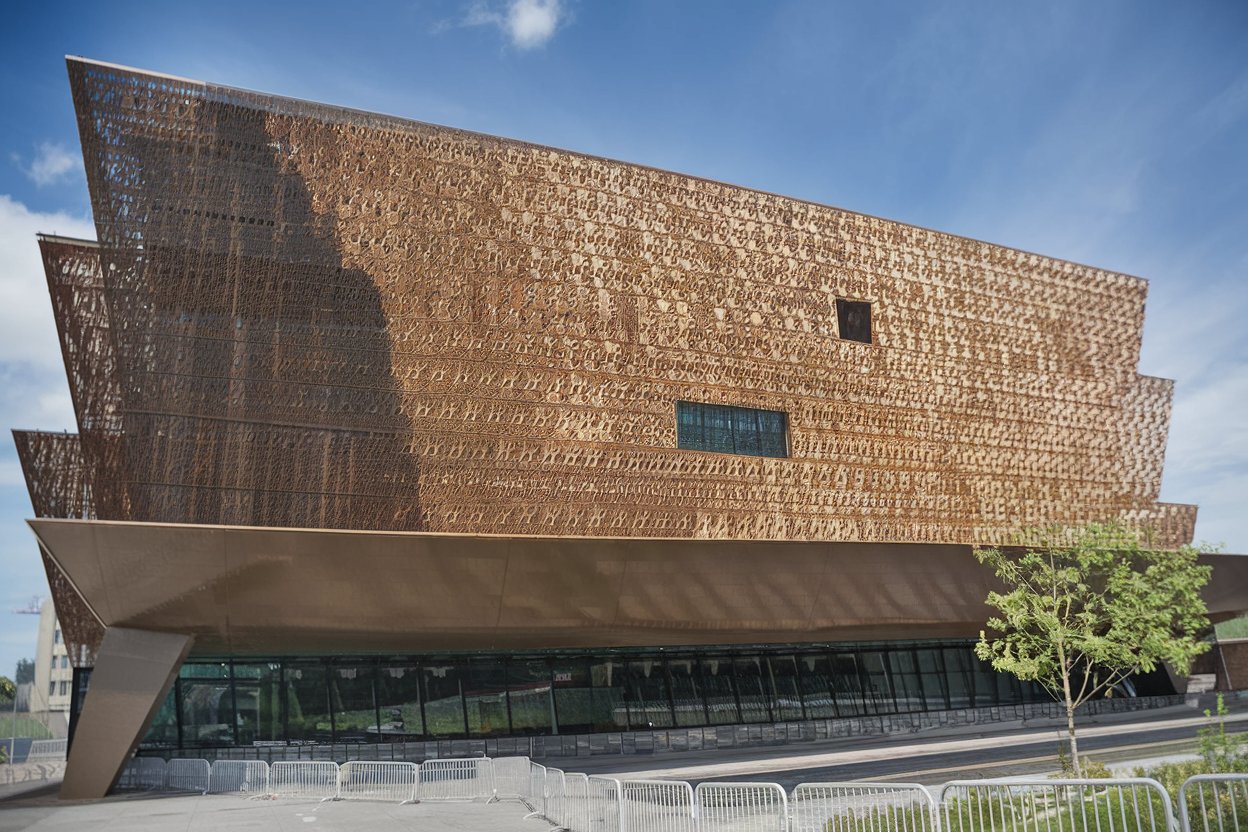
26, 739, 67, 762
565, 772, 590, 831
939, 778, 1176, 832
696, 781, 789, 832
791, 782, 938, 832
417, 757, 495, 801
620, 779, 697, 832
105, 752, 1248, 832
493, 754, 531, 800
116, 756, 167, 791
166, 758, 210, 794
268, 760, 340, 801
1178, 774, 1248, 832
337, 760, 418, 803
208, 759, 269, 794
587, 775, 622, 832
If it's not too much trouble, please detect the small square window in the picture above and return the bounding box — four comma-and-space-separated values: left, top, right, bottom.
836, 299, 872, 344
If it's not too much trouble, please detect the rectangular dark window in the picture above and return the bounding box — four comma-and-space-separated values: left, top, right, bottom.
676, 401, 788, 457
835, 299, 872, 344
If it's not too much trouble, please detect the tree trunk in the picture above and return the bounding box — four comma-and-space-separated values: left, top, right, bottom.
1065, 701, 1081, 776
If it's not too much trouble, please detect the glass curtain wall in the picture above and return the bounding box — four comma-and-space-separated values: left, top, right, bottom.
139, 642, 1102, 749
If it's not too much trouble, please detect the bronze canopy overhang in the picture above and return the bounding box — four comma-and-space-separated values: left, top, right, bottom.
30, 518, 1248, 656
30, 518, 1248, 799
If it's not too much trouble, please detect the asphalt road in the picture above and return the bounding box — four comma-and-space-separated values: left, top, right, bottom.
686, 722, 1248, 788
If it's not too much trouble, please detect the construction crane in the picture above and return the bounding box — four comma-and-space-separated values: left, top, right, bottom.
12, 597, 41, 615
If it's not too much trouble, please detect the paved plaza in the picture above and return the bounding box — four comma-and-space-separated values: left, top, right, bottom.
0, 792, 543, 832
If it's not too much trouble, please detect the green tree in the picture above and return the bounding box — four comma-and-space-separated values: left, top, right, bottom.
15, 659, 34, 685
0, 675, 14, 701
975, 522, 1213, 775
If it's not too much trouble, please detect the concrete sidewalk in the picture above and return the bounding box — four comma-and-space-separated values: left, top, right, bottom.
0, 793, 544, 832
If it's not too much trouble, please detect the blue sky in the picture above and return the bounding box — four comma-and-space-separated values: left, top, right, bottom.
0, 0, 1245, 676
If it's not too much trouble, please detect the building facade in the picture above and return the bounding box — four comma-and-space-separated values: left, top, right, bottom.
14, 57, 1247, 798
28, 600, 72, 737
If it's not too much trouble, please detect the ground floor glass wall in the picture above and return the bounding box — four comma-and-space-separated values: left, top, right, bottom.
138, 641, 1089, 749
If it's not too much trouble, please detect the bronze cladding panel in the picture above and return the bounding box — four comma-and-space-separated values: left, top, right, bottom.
32, 519, 994, 654
29, 519, 1248, 656
60, 627, 192, 800
59, 58, 1193, 547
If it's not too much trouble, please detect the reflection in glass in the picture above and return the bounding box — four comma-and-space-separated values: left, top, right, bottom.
507, 659, 553, 735
797, 653, 836, 719
376, 664, 424, 740
588, 659, 629, 731
734, 656, 771, 723
180, 663, 234, 747
666, 658, 707, 726
830, 653, 864, 716
626, 659, 673, 728
917, 649, 949, 711
552, 658, 593, 734
767, 656, 804, 721
888, 651, 925, 714
700, 658, 739, 724
330, 662, 377, 742
285, 661, 331, 743
423, 662, 468, 738
232, 663, 281, 745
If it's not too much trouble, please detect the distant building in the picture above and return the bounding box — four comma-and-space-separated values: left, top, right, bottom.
30, 599, 71, 737
13, 57, 1248, 799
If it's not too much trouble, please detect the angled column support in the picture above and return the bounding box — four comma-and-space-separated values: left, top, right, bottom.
60, 627, 193, 800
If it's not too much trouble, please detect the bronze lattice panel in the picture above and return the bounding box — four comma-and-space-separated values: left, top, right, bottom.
30, 58, 1196, 548
12, 430, 103, 665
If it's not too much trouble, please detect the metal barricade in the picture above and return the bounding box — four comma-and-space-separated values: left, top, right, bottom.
940, 778, 1175, 832
116, 757, 167, 791
620, 779, 697, 832
587, 776, 622, 832
26, 739, 67, 762
695, 782, 789, 832
166, 758, 211, 794
418, 757, 495, 801
546, 767, 568, 826
792, 782, 938, 832
527, 761, 548, 818
564, 771, 589, 830
1178, 774, 1248, 832
209, 759, 269, 794
493, 755, 532, 800
337, 761, 418, 803
269, 761, 340, 801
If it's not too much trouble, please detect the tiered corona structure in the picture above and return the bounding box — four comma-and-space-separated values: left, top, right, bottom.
14, 58, 1241, 800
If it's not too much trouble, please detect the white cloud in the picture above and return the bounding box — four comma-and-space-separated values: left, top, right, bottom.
14, 143, 81, 188
0, 195, 95, 373
464, 0, 564, 50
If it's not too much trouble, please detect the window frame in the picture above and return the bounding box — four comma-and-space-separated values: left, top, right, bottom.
675, 401, 790, 458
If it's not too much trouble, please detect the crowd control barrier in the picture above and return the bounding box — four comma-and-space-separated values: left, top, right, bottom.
940, 778, 1175, 832
1178, 774, 1248, 832
564, 772, 590, 831
208, 760, 269, 794
268, 760, 340, 801
417, 757, 495, 801
791, 782, 938, 832
696, 782, 789, 832
116, 756, 167, 791
166, 758, 210, 794
620, 779, 697, 832
545, 767, 568, 826
338, 760, 418, 803
26, 739, 67, 762
587, 776, 622, 832
113, 752, 1248, 832
493, 754, 531, 799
